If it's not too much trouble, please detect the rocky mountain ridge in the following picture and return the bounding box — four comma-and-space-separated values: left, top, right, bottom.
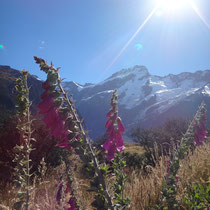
62, 65, 210, 139
0, 65, 210, 140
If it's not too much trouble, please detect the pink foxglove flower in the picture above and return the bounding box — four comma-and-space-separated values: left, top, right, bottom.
56, 183, 63, 203
115, 132, 125, 152
67, 198, 76, 210
41, 89, 50, 100
106, 142, 116, 162
193, 111, 207, 146
50, 118, 66, 138
43, 107, 59, 128
106, 124, 115, 134
117, 117, 125, 134
38, 96, 55, 114
105, 118, 112, 129
42, 79, 50, 89
64, 181, 77, 210
194, 122, 207, 146
38, 79, 71, 150
106, 108, 114, 118
102, 90, 125, 161
102, 138, 112, 151
57, 135, 71, 150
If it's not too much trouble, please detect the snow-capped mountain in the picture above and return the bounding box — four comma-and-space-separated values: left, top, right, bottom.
62, 66, 210, 139
1, 65, 210, 140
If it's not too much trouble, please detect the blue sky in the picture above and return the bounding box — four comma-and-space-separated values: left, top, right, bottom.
0, 0, 210, 84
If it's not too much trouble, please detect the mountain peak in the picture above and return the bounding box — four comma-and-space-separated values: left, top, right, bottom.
107, 65, 149, 80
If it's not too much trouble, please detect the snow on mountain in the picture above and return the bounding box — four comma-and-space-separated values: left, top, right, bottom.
81, 90, 114, 101
62, 66, 210, 139
1, 64, 209, 140
202, 85, 210, 96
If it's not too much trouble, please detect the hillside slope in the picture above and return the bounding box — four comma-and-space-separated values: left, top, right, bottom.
1, 65, 210, 139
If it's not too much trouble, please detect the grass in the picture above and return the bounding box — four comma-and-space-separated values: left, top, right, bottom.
0, 141, 209, 209
125, 141, 210, 209
123, 142, 144, 156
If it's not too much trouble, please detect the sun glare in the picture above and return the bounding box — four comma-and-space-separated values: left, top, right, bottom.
103, 0, 209, 76
156, 0, 188, 13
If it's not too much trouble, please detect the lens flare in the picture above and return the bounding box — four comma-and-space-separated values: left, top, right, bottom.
135, 43, 143, 50
0, 44, 4, 50
102, 0, 209, 77
104, 7, 157, 73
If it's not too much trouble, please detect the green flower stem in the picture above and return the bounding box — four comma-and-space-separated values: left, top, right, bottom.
14, 70, 34, 210
57, 75, 115, 210
25, 75, 31, 210
34, 56, 114, 209
161, 102, 207, 209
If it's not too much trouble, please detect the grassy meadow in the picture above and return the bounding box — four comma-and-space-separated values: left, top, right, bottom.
0, 139, 209, 209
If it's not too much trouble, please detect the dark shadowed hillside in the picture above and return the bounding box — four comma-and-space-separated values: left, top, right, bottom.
0, 65, 43, 112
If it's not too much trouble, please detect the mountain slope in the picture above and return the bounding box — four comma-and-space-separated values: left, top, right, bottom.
62, 66, 210, 139
1, 65, 210, 140
0, 65, 43, 112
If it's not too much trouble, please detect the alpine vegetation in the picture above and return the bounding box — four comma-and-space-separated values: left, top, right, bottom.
0, 57, 209, 210
13, 70, 35, 210
102, 89, 125, 161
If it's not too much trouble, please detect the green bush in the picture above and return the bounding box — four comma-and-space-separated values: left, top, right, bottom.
184, 183, 210, 209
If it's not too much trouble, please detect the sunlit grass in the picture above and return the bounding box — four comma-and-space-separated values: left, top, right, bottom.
1, 140, 209, 209
123, 142, 145, 156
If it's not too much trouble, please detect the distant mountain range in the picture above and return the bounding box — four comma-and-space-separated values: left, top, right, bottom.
1, 65, 210, 140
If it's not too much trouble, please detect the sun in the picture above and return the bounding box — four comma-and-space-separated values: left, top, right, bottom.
156, 0, 188, 13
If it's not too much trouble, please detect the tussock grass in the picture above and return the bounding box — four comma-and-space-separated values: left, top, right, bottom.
124, 147, 169, 209
124, 142, 210, 209
177, 142, 210, 204
123, 143, 144, 156
0, 142, 209, 209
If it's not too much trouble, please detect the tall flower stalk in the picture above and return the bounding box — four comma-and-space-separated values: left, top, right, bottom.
160, 102, 207, 209
13, 70, 34, 210
34, 56, 115, 209
102, 90, 130, 209
102, 89, 125, 161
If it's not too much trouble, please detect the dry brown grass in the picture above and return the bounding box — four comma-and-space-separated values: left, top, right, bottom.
0, 166, 59, 210
177, 142, 210, 204
123, 143, 144, 156
124, 142, 210, 209
0, 160, 94, 210
1, 141, 209, 210
124, 152, 169, 209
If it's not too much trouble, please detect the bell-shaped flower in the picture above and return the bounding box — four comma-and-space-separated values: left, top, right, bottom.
42, 80, 50, 89
57, 134, 71, 150
43, 107, 59, 128
106, 124, 115, 134
106, 142, 116, 161
41, 89, 50, 100
105, 118, 112, 129
67, 198, 76, 210
50, 117, 66, 138
106, 108, 114, 118
56, 183, 63, 203
117, 117, 125, 134
38, 96, 55, 114
194, 117, 207, 146
38, 79, 72, 151
115, 132, 125, 152
102, 138, 112, 151
102, 90, 125, 161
